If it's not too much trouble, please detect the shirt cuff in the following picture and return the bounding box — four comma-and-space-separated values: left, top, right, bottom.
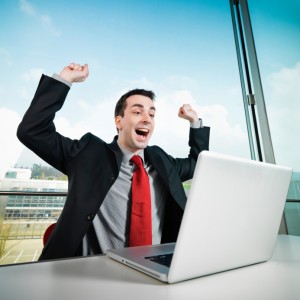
52, 73, 72, 88
190, 119, 203, 129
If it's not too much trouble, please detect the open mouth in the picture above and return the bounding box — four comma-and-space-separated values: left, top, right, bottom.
135, 128, 149, 138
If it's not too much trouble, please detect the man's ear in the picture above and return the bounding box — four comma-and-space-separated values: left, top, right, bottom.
115, 115, 122, 131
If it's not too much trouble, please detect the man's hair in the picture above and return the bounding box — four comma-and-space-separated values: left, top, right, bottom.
114, 89, 156, 118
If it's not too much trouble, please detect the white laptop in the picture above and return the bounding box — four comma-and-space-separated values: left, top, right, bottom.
106, 151, 292, 283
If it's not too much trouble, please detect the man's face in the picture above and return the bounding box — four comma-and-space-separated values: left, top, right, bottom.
115, 95, 155, 153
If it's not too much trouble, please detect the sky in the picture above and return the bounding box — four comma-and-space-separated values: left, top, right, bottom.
0, 0, 300, 178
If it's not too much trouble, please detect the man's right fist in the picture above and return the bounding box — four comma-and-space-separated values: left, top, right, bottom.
59, 63, 89, 83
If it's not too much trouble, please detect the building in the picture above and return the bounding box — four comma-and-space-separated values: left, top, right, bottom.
0, 168, 67, 240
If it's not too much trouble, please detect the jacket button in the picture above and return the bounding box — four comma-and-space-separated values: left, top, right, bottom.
108, 177, 115, 183
86, 213, 95, 221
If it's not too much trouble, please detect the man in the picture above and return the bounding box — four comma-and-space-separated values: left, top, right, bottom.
17, 63, 210, 261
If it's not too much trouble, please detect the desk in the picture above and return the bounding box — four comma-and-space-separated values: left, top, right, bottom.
1, 235, 300, 300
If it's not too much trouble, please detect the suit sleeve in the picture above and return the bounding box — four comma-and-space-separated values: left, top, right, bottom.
173, 125, 210, 182
17, 75, 90, 174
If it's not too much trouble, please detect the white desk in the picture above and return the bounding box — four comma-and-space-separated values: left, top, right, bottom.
1, 235, 300, 300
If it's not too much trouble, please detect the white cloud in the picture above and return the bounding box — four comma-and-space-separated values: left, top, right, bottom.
151, 95, 249, 158
119, 76, 250, 158
18, 86, 32, 100
172, 90, 195, 106
19, 0, 61, 37
93, 77, 248, 158
268, 61, 300, 110
12, 76, 249, 170
54, 117, 89, 140
200, 104, 248, 154
165, 75, 197, 89
54, 97, 116, 142
19, 0, 35, 15
127, 77, 154, 89
0, 48, 13, 66
41, 15, 61, 37
18, 68, 45, 101
266, 61, 300, 170
21, 68, 45, 82
0, 108, 24, 178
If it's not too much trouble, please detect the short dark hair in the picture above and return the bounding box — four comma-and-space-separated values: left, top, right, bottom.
114, 89, 156, 118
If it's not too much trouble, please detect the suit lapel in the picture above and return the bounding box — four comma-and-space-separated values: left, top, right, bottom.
145, 149, 169, 185
145, 147, 186, 210
107, 136, 123, 170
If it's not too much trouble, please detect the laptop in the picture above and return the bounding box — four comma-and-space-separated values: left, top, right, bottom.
107, 151, 292, 283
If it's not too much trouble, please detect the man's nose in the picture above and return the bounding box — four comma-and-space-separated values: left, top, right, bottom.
142, 113, 151, 123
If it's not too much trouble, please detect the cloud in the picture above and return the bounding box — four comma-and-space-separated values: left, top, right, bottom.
165, 75, 197, 89
19, 0, 61, 37
200, 104, 248, 154
268, 61, 300, 111
18, 68, 45, 100
68, 99, 117, 142
0, 48, 13, 66
73, 77, 250, 159
19, 0, 35, 15
54, 117, 90, 140
266, 61, 300, 170
0, 108, 24, 178
118, 76, 250, 158
21, 68, 45, 82
11, 75, 250, 170
41, 15, 61, 37
150, 94, 249, 158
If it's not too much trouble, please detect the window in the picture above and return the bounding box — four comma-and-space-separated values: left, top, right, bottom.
247, 0, 300, 235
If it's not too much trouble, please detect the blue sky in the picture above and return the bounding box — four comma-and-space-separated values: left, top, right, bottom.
0, 0, 300, 176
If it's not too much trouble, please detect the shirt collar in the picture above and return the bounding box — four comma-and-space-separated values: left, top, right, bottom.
117, 141, 145, 165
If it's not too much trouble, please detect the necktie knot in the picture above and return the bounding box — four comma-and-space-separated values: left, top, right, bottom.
131, 155, 143, 167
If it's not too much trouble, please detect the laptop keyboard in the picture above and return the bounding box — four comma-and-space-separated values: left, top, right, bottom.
144, 253, 173, 267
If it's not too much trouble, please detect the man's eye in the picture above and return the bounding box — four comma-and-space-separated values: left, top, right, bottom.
150, 114, 155, 118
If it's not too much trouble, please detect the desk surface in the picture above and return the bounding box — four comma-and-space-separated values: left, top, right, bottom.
1, 235, 300, 300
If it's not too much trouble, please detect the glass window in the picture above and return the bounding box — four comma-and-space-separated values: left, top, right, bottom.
247, 0, 300, 235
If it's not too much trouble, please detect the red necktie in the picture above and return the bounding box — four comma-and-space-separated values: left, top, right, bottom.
129, 155, 152, 247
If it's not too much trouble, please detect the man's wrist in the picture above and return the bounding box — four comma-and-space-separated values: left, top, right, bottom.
52, 73, 72, 88
190, 118, 203, 129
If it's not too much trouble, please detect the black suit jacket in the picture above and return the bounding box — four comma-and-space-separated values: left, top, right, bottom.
17, 75, 210, 261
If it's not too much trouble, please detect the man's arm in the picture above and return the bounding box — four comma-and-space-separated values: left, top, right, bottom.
17, 63, 90, 173
171, 103, 210, 182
